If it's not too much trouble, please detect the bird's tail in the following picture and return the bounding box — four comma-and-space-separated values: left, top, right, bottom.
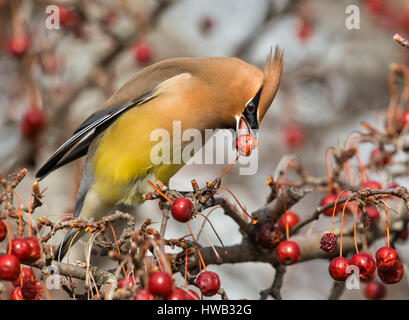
54, 228, 86, 261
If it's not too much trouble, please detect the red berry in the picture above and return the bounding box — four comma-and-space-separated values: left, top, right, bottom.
148, 271, 173, 298
11, 238, 31, 262
320, 233, 337, 253
21, 280, 43, 300
24, 237, 41, 263
133, 289, 154, 300
328, 257, 350, 281
171, 197, 193, 223
282, 122, 305, 149
132, 41, 153, 65
7, 35, 29, 59
399, 225, 408, 240
0, 220, 7, 242
320, 194, 343, 216
370, 148, 391, 165
349, 253, 376, 280
11, 287, 25, 300
118, 276, 137, 289
255, 224, 281, 249
365, 0, 387, 16
13, 267, 34, 287
277, 212, 299, 232
196, 271, 220, 297
295, 19, 313, 42
400, 110, 409, 130
276, 241, 300, 265
376, 247, 398, 271
0, 254, 21, 281
167, 288, 189, 300
235, 134, 258, 156
186, 289, 200, 300
58, 5, 82, 31
199, 16, 213, 35
364, 281, 386, 300
21, 107, 46, 140
362, 180, 382, 190
378, 260, 404, 284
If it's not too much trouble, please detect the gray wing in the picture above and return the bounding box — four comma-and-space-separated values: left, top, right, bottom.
35, 94, 153, 180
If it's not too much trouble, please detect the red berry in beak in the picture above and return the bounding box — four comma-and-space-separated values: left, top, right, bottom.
196, 271, 221, 297
328, 257, 350, 281
148, 271, 173, 298
0, 254, 21, 281
375, 247, 398, 271
276, 241, 301, 265
171, 197, 193, 223
349, 253, 376, 280
235, 134, 258, 156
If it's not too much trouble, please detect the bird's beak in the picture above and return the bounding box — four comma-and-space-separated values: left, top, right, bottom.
236, 115, 257, 138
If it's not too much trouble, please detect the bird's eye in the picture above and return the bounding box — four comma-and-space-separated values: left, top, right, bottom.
246, 102, 256, 113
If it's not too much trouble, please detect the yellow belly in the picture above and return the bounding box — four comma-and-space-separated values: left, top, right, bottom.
91, 104, 184, 206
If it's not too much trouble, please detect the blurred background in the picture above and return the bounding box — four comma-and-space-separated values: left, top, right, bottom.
1, 0, 409, 299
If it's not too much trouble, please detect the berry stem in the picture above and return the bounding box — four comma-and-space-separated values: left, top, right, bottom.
340, 195, 355, 257
28, 185, 34, 237
109, 224, 127, 277
381, 200, 390, 247
325, 147, 335, 192
329, 189, 350, 233
5, 201, 13, 254
278, 184, 289, 240
215, 155, 239, 193
353, 201, 359, 254
11, 190, 23, 238
184, 242, 188, 288
195, 211, 225, 250
147, 180, 173, 203
187, 222, 206, 271
218, 186, 258, 224
353, 151, 366, 186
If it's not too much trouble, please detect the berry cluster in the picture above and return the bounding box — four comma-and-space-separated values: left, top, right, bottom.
0, 236, 42, 300
127, 270, 220, 300
328, 247, 403, 292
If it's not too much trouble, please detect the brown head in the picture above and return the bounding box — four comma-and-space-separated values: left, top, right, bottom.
189, 47, 284, 131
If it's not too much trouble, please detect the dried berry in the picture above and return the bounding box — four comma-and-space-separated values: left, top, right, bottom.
320, 233, 337, 253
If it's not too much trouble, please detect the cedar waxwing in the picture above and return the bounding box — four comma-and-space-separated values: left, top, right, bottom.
36, 47, 284, 261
